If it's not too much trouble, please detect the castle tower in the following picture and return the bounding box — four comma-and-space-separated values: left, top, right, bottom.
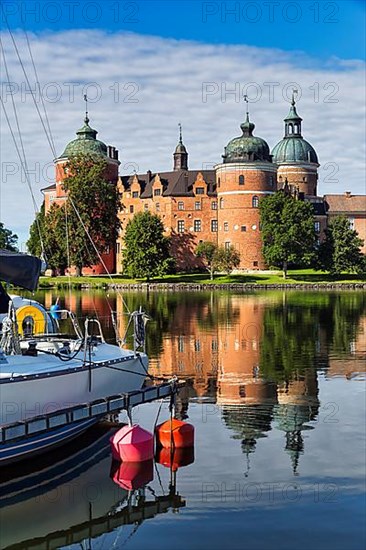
45, 103, 120, 274
54, 114, 120, 195
272, 92, 319, 196
215, 102, 277, 269
173, 123, 188, 171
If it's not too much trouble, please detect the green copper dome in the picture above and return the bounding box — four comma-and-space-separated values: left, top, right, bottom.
223, 114, 272, 163
272, 137, 318, 164
272, 99, 318, 165
58, 116, 108, 159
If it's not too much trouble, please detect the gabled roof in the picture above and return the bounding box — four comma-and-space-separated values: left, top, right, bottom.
324, 194, 366, 214
120, 169, 216, 198
41, 183, 56, 192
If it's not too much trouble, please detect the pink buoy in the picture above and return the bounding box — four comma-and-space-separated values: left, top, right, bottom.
110, 425, 154, 462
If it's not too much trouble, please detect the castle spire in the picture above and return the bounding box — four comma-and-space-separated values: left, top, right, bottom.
173, 122, 188, 171
83, 93, 89, 124
284, 89, 302, 137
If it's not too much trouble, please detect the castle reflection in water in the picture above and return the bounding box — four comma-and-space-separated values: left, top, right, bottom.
43, 289, 365, 475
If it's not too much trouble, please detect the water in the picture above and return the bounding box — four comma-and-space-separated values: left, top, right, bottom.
1, 290, 365, 550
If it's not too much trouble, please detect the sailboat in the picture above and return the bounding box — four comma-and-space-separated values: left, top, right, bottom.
0, 249, 149, 465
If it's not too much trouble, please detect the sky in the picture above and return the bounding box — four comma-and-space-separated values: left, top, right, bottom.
0, 0, 365, 248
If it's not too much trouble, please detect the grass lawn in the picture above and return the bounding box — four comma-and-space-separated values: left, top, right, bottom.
38, 269, 366, 288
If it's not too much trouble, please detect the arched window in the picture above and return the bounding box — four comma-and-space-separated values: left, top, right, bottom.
252, 196, 259, 208
239, 175, 244, 185
219, 198, 224, 209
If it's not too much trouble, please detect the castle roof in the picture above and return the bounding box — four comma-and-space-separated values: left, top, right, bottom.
58, 116, 108, 160
272, 97, 319, 165
223, 113, 272, 163
324, 194, 366, 213
120, 169, 216, 198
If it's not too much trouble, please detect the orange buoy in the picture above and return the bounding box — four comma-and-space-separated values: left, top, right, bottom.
110, 425, 154, 462
155, 418, 194, 449
156, 446, 194, 471
110, 459, 154, 490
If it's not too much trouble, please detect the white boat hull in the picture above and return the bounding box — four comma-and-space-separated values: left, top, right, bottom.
0, 345, 148, 426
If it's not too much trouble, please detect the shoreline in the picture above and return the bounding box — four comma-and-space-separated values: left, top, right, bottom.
38, 281, 366, 291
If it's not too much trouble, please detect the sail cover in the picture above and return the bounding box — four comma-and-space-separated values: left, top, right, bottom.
0, 249, 42, 291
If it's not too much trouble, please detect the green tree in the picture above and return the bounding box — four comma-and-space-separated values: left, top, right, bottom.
28, 202, 68, 274
122, 211, 174, 280
44, 204, 68, 275
318, 216, 365, 275
260, 192, 317, 278
214, 245, 241, 274
62, 154, 120, 276
0, 222, 18, 251
27, 202, 46, 257
196, 241, 218, 279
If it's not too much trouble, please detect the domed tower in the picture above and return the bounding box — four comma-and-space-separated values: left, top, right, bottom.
272, 93, 319, 196
55, 113, 120, 195
173, 123, 188, 170
49, 104, 120, 275
215, 102, 277, 269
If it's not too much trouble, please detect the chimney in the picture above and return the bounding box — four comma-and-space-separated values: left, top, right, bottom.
114, 149, 119, 161
147, 170, 152, 181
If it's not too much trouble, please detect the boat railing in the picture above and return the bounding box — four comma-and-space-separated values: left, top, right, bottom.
48, 308, 83, 340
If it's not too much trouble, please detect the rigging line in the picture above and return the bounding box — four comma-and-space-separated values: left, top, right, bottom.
64, 200, 73, 305
0, 39, 47, 259
1, 11, 57, 158
0, 95, 48, 257
22, 27, 56, 156
68, 196, 131, 314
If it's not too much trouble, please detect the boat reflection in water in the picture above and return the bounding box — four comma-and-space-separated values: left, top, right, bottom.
0, 423, 187, 550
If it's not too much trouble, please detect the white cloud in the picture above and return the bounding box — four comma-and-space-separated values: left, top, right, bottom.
0, 29, 365, 247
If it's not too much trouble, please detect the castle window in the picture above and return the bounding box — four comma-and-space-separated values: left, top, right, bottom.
177, 220, 185, 233
132, 191, 139, 198
241, 225, 246, 232
178, 336, 184, 352
116, 242, 120, 254
211, 219, 218, 232
194, 219, 201, 232
239, 175, 245, 185
348, 217, 355, 230
129, 205, 134, 213
219, 198, 224, 209
225, 241, 231, 250
194, 339, 201, 352
211, 201, 217, 210
252, 196, 259, 208
154, 188, 161, 196
156, 203, 160, 212
195, 201, 201, 210
178, 201, 184, 211
144, 203, 149, 211
218, 177, 221, 188
196, 187, 204, 195
314, 221, 320, 233
269, 176, 274, 187
253, 261, 258, 267
224, 222, 229, 232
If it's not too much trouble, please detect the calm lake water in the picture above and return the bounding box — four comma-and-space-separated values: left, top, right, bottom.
1, 290, 365, 550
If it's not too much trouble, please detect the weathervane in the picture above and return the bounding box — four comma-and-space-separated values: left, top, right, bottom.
291, 88, 298, 105
178, 122, 182, 143
83, 93, 89, 122
243, 94, 250, 118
